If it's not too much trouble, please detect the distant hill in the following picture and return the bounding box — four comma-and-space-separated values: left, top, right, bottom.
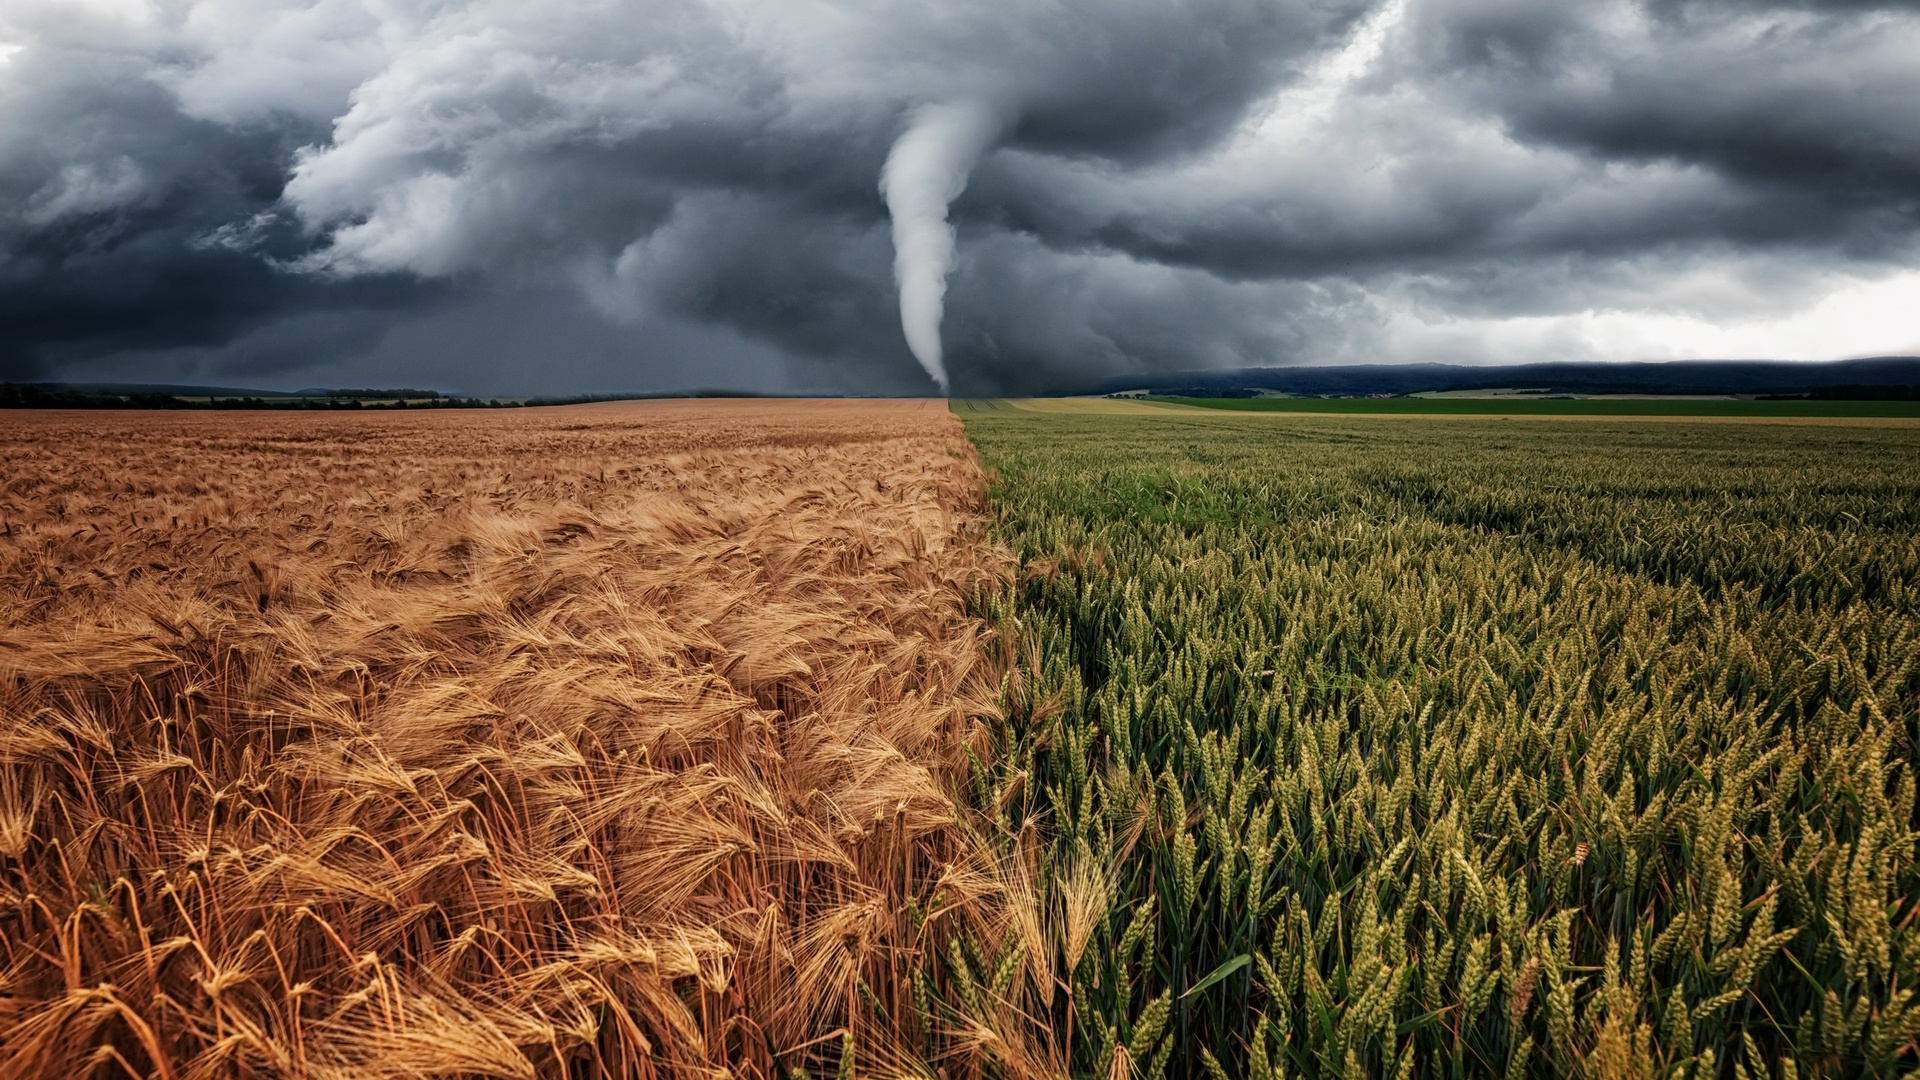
1088, 357, 1920, 398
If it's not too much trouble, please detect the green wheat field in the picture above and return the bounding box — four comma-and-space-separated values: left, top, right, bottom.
945, 405, 1920, 1079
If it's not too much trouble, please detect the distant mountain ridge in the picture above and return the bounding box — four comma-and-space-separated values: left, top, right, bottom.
1088, 357, 1920, 397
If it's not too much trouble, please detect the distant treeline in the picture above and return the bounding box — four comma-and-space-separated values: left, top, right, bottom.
1144, 383, 1920, 402
314, 388, 447, 400
0, 384, 520, 410
1127, 386, 1265, 399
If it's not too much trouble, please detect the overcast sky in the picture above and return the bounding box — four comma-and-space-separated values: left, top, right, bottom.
3, 0, 1918, 395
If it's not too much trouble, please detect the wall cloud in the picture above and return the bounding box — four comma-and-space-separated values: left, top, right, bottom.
1, 0, 1916, 393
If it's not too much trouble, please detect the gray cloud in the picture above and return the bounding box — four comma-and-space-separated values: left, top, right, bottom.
1402, 0, 1920, 199
1, 0, 1916, 393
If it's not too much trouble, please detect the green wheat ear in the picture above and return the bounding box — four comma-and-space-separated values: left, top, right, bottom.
956, 408, 1920, 1078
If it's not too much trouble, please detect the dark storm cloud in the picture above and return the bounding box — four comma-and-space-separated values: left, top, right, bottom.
1401, 0, 1920, 199
59, 287, 838, 398
963, 0, 1920, 288
1, 0, 1916, 393
0, 30, 431, 380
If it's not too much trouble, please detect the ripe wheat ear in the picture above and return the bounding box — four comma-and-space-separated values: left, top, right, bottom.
0, 399, 1015, 1080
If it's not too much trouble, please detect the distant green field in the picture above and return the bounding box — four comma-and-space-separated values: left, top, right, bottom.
952, 407, 1920, 1078
1157, 395, 1920, 418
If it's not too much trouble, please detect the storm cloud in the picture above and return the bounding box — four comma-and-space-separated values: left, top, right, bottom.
2, 0, 1916, 394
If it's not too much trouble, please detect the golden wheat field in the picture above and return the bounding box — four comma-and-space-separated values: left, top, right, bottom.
0, 400, 1013, 1080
